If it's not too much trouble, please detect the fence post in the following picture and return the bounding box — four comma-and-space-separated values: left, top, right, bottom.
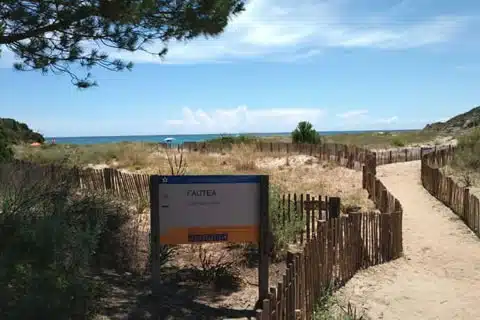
367, 172, 373, 199
362, 165, 367, 189
103, 168, 112, 191
463, 188, 470, 222
381, 189, 389, 213
329, 197, 341, 219
306, 194, 311, 240
447, 178, 453, 207
286, 252, 296, 319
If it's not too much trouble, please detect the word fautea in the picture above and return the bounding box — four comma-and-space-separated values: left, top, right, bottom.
186, 189, 217, 197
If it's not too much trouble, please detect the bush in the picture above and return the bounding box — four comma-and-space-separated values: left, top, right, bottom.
0, 118, 44, 144
269, 186, 304, 261
0, 140, 13, 162
0, 169, 138, 319
390, 137, 405, 147
451, 128, 480, 186
189, 244, 241, 291
0, 128, 14, 162
453, 128, 480, 171
292, 121, 321, 144
455, 128, 480, 170
205, 134, 258, 145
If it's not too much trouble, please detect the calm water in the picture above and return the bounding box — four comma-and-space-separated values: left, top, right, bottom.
48, 130, 414, 145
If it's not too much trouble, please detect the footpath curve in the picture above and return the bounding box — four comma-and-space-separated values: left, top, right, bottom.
336, 160, 480, 320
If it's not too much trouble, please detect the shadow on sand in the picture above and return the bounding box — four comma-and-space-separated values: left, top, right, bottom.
97, 266, 256, 320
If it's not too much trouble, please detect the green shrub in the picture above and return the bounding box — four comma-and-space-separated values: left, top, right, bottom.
0, 127, 14, 162
205, 134, 258, 145
312, 286, 365, 319
0, 169, 139, 319
292, 121, 321, 144
0, 118, 44, 144
453, 128, 480, 171
390, 137, 406, 147
0, 141, 13, 162
15, 142, 155, 168
269, 186, 304, 261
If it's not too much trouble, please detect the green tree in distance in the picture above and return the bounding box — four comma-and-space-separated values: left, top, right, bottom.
0, 0, 245, 88
0, 127, 14, 162
291, 121, 321, 144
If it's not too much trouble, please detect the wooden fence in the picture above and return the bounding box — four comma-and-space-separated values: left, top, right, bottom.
181, 141, 427, 168
1, 143, 369, 201
181, 141, 369, 170
256, 148, 404, 319
278, 194, 341, 245
1, 142, 407, 319
0, 159, 151, 202
255, 210, 402, 319
421, 146, 480, 238
375, 147, 422, 165
0, 142, 428, 202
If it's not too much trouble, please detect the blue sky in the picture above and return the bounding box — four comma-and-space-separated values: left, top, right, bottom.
1, 0, 479, 137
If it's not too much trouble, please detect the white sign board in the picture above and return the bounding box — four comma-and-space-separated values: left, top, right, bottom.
154, 175, 263, 244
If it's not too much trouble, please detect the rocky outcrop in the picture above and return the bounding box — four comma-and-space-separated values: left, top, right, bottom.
423, 106, 480, 134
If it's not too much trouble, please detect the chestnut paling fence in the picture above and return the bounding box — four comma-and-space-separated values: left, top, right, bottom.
0, 141, 414, 320
255, 148, 404, 320
421, 146, 480, 238
1, 142, 427, 202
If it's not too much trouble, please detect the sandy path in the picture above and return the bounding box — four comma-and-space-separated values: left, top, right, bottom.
336, 161, 480, 320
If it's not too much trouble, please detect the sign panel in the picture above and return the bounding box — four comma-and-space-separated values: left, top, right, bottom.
155, 175, 262, 244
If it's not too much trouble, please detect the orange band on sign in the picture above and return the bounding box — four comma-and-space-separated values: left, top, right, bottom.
160, 225, 259, 244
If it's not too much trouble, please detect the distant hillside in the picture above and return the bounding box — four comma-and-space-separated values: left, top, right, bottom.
0, 118, 44, 144
424, 106, 480, 134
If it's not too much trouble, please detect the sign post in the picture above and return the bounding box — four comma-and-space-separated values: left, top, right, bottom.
150, 174, 270, 303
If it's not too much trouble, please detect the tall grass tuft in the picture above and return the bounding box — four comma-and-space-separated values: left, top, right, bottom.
451, 128, 480, 187
269, 185, 304, 261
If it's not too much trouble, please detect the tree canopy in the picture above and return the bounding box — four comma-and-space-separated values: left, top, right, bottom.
0, 118, 44, 144
0, 128, 14, 162
291, 121, 321, 144
0, 0, 244, 88
0, 118, 44, 162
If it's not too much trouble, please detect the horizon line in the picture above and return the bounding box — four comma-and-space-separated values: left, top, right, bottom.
47, 128, 421, 139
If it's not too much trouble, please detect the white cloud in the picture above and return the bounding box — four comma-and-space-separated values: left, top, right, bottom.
165, 105, 326, 133
334, 111, 401, 129
374, 116, 399, 124
0, 0, 472, 67
107, 0, 471, 64
337, 109, 369, 118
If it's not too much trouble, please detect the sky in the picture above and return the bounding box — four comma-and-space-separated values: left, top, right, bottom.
1, 0, 479, 137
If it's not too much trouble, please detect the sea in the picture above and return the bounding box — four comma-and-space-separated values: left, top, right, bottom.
47, 130, 414, 145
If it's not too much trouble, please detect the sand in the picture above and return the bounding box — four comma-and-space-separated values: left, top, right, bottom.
335, 161, 480, 320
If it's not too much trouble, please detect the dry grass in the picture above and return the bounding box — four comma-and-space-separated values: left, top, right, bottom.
323, 130, 442, 148
211, 130, 442, 149
439, 129, 480, 198
15, 142, 374, 211
217, 130, 443, 148
14, 142, 156, 171
145, 144, 373, 210
442, 165, 480, 198
11, 142, 376, 318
